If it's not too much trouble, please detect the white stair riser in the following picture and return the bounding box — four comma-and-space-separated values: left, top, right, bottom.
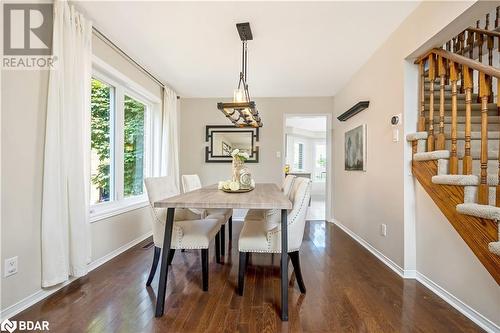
445, 140, 499, 153
444, 124, 500, 132
463, 186, 497, 206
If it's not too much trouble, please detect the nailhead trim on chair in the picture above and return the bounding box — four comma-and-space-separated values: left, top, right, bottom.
265, 183, 312, 252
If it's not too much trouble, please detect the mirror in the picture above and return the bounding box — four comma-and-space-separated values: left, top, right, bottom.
205, 125, 259, 163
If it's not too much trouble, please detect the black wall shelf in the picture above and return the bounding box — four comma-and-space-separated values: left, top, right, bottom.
337, 101, 369, 121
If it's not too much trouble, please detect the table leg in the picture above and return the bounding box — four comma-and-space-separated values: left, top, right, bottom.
280, 209, 288, 321
155, 207, 175, 317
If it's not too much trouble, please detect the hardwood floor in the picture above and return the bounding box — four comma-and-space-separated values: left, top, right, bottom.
13, 221, 483, 332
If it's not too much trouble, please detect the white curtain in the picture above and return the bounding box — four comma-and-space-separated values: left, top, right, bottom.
160, 86, 180, 190
41, 1, 92, 287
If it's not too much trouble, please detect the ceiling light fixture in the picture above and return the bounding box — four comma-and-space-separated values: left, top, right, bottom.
217, 22, 262, 128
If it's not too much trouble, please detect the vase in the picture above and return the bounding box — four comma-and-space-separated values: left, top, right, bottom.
232, 157, 253, 189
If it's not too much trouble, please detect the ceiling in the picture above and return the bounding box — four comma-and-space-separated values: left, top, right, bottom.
76, 1, 419, 98
286, 116, 326, 132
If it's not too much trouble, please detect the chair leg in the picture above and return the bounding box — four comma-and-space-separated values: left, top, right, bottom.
228, 216, 233, 241
201, 249, 209, 291
238, 251, 248, 296
215, 230, 221, 264
167, 249, 176, 266
221, 224, 226, 256
289, 251, 306, 293
146, 246, 161, 286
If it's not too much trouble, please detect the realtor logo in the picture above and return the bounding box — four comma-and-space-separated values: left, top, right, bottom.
3, 3, 53, 55
2, 3, 56, 69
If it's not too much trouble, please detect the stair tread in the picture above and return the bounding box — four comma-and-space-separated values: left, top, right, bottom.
432, 174, 499, 186
456, 203, 500, 220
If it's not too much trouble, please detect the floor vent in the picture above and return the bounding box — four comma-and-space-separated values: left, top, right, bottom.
142, 241, 154, 249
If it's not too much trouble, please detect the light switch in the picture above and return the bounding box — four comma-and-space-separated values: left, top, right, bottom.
276, 151, 281, 158
392, 128, 399, 142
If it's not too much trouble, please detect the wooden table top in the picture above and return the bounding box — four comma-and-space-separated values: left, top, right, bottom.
154, 183, 292, 210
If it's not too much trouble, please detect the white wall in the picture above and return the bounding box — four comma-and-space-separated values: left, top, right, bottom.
0, 34, 159, 313
332, 0, 500, 328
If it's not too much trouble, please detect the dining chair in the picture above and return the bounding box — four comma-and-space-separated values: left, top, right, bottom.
181, 174, 233, 256
144, 176, 221, 291
237, 177, 311, 295
245, 174, 296, 220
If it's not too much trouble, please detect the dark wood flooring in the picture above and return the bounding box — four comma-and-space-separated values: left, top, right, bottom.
13, 221, 483, 332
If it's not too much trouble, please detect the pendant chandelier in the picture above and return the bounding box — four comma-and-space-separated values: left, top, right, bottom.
217, 22, 263, 128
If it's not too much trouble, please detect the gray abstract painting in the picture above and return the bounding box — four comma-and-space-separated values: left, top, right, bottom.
345, 125, 366, 171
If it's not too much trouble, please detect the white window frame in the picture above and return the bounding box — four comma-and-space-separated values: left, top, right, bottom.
90, 56, 160, 223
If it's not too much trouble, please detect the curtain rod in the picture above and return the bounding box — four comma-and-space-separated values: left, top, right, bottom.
92, 26, 180, 99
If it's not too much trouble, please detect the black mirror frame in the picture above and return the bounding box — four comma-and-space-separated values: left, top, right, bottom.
205, 125, 259, 163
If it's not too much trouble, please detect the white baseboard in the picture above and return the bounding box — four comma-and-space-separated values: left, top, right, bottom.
332, 219, 406, 278
416, 272, 499, 333
0, 231, 152, 321
332, 219, 499, 333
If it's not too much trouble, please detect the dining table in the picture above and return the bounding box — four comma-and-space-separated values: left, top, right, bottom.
153, 183, 293, 321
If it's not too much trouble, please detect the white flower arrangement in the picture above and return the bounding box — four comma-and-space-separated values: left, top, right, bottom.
231, 148, 250, 161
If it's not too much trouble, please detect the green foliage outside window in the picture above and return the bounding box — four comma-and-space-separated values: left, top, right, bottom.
91, 79, 111, 202
124, 95, 145, 197
91, 79, 146, 202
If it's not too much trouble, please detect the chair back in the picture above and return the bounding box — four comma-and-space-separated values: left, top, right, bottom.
181, 174, 205, 216
286, 177, 312, 251
144, 176, 179, 246
283, 175, 296, 197
182, 174, 202, 193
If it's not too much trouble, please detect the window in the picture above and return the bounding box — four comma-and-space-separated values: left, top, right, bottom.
123, 95, 145, 197
91, 78, 114, 204
90, 62, 157, 221
293, 142, 304, 170
314, 144, 326, 182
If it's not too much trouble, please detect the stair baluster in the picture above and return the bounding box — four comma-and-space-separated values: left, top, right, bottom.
445, 42, 451, 85
486, 15, 494, 102
495, 6, 499, 29
463, 65, 473, 175
449, 61, 459, 174
458, 32, 465, 93
478, 72, 491, 205
437, 56, 446, 150
467, 30, 474, 60
427, 54, 436, 151
477, 30, 484, 102
418, 60, 426, 132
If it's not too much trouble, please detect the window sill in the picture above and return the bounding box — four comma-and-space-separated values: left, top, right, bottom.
90, 196, 149, 223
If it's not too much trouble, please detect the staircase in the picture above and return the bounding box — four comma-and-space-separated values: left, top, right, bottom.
407, 8, 500, 284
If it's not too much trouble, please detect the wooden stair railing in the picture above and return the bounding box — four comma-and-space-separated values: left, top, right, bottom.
415, 48, 500, 205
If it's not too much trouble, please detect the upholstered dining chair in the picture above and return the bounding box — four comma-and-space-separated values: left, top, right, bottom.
245, 174, 296, 220
144, 176, 221, 291
237, 177, 311, 295
181, 174, 233, 256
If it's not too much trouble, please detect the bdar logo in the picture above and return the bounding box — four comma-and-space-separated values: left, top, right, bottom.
0, 319, 17, 333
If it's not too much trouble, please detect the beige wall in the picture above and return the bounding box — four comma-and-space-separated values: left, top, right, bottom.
0, 34, 158, 312
332, 0, 499, 327
179, 97, 333, 187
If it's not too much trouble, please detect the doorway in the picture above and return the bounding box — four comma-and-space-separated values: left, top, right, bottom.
284, 115, 331, 221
